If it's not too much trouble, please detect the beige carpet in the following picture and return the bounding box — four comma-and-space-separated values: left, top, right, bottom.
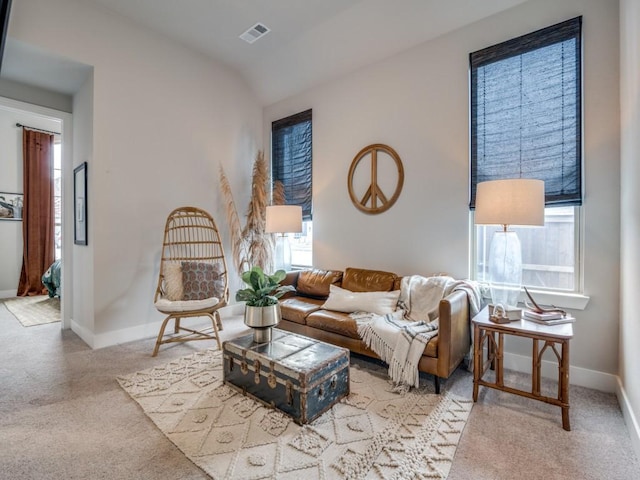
118, 349, 473, 479
3, 295, 60, 327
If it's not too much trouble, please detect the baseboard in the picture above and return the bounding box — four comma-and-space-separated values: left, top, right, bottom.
502, 350, 618, 392
0, 289, 16, 299
505, 350, 639, 458
84, 304, 244, 349
616, 378, 640, 462
70, 319, 95, 349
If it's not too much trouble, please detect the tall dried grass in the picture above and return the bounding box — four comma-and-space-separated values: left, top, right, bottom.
219, 151, 275, 275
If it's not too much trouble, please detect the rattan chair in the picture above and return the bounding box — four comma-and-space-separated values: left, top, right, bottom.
152, 207, 229, 356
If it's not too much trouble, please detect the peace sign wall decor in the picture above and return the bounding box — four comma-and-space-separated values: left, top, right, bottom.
347, 144, 404, 214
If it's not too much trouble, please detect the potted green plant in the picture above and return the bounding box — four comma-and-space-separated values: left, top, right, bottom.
236, 266, 295, 342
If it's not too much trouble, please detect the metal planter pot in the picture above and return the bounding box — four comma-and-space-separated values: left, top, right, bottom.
244, 304, 281, 343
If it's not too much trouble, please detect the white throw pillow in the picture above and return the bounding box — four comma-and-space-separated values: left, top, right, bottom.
322, 284, 400, 315
162, 263, 184, 301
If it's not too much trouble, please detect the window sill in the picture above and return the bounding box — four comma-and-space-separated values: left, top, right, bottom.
480, 286, 590, 311
518, 289, 590, 311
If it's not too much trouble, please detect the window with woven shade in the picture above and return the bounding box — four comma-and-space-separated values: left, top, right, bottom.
470, 17, 583, 293
272, 109, 312, 220
271, 109, 313, 267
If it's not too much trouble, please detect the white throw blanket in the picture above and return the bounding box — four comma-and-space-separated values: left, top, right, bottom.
398, 275, 453, 322
358, 311, 439, 389
356, 275, 481, 390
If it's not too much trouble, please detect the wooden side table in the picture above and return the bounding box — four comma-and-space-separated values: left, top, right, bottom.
472, 306, 574, 431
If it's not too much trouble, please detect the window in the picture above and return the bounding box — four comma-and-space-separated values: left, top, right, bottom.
470, 17, 582, 292
271, 109, 313, 267
53, 142, 62, 260
476, 207, 578, 291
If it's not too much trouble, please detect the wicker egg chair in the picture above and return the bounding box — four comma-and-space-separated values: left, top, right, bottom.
152, 207, 229, 356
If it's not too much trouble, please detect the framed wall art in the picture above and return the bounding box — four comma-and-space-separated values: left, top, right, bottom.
0, 192, 23, 220
74, 162, 88, 245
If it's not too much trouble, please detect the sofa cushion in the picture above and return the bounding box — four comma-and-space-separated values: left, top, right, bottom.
322, 285, 400, 315
306, 308, 438, 357
278, 271, 301, 300
280, 296, 325, 325
296, 269, 343, 299
342, 267, 398, 292
306, 309, 360, 339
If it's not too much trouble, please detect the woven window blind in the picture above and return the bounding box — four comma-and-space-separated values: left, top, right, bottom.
469, 17, 582, 208
272, 109, 312, 220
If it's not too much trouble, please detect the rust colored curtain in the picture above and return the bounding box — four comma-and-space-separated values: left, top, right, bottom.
17, 129, 55, 296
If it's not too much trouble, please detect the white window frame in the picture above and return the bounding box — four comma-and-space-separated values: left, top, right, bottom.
289, 219, 313, 269
468, 18, 588, 310
470, 206, 589, 310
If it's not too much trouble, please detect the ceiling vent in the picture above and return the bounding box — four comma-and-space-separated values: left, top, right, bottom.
239, 23, 270, 44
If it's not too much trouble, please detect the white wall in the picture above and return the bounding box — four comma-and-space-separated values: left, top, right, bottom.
9, 0, 262, 346
264, 0, 621, 386
619, 0, 640, 458
0, 78, 72, 113
0, 104, 61, 297
70, 71, 94, 340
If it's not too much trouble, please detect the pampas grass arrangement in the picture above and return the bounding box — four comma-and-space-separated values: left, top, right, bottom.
219, 151, 275, 275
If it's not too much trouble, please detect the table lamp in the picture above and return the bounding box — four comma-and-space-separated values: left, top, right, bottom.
475, 179, 545, 308
266, 205, 302, 271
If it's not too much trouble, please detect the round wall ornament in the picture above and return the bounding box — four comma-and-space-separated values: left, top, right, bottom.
347, 143, 404, 214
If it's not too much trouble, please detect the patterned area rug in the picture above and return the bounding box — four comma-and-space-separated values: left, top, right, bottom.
3, 295, 60, 327
118, 349, 472, 479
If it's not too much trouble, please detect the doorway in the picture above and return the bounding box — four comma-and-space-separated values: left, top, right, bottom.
0, 96, 73, 329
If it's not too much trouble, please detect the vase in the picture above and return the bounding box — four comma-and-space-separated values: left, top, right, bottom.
244, 304, 281, 343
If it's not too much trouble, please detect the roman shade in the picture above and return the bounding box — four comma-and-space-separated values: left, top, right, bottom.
470, 17, 582, 208
272, 109, 312, 220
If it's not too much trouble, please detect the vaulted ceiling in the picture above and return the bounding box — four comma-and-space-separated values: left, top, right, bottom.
2, 0, 527, 104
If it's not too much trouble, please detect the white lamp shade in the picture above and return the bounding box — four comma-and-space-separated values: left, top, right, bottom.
475, 179, 545, 227
265, 205, 303, 233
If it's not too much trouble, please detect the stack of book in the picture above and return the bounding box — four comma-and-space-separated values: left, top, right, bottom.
523, 309, 575, 325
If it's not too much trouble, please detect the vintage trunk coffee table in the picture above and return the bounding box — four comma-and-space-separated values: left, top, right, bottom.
222, 329, 350, 424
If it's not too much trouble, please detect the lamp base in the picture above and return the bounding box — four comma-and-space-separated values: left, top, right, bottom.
273, 234, 292, 271
488, 230, 522, 308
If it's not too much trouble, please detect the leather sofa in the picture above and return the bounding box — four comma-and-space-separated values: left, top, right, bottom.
278, 267, 471, 393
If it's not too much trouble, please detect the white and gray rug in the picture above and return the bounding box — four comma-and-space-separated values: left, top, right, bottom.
3, 295, 60, 327
118, 349, 472, 479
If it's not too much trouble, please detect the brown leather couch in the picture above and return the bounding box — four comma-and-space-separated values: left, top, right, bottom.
278, 267, 471, 393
